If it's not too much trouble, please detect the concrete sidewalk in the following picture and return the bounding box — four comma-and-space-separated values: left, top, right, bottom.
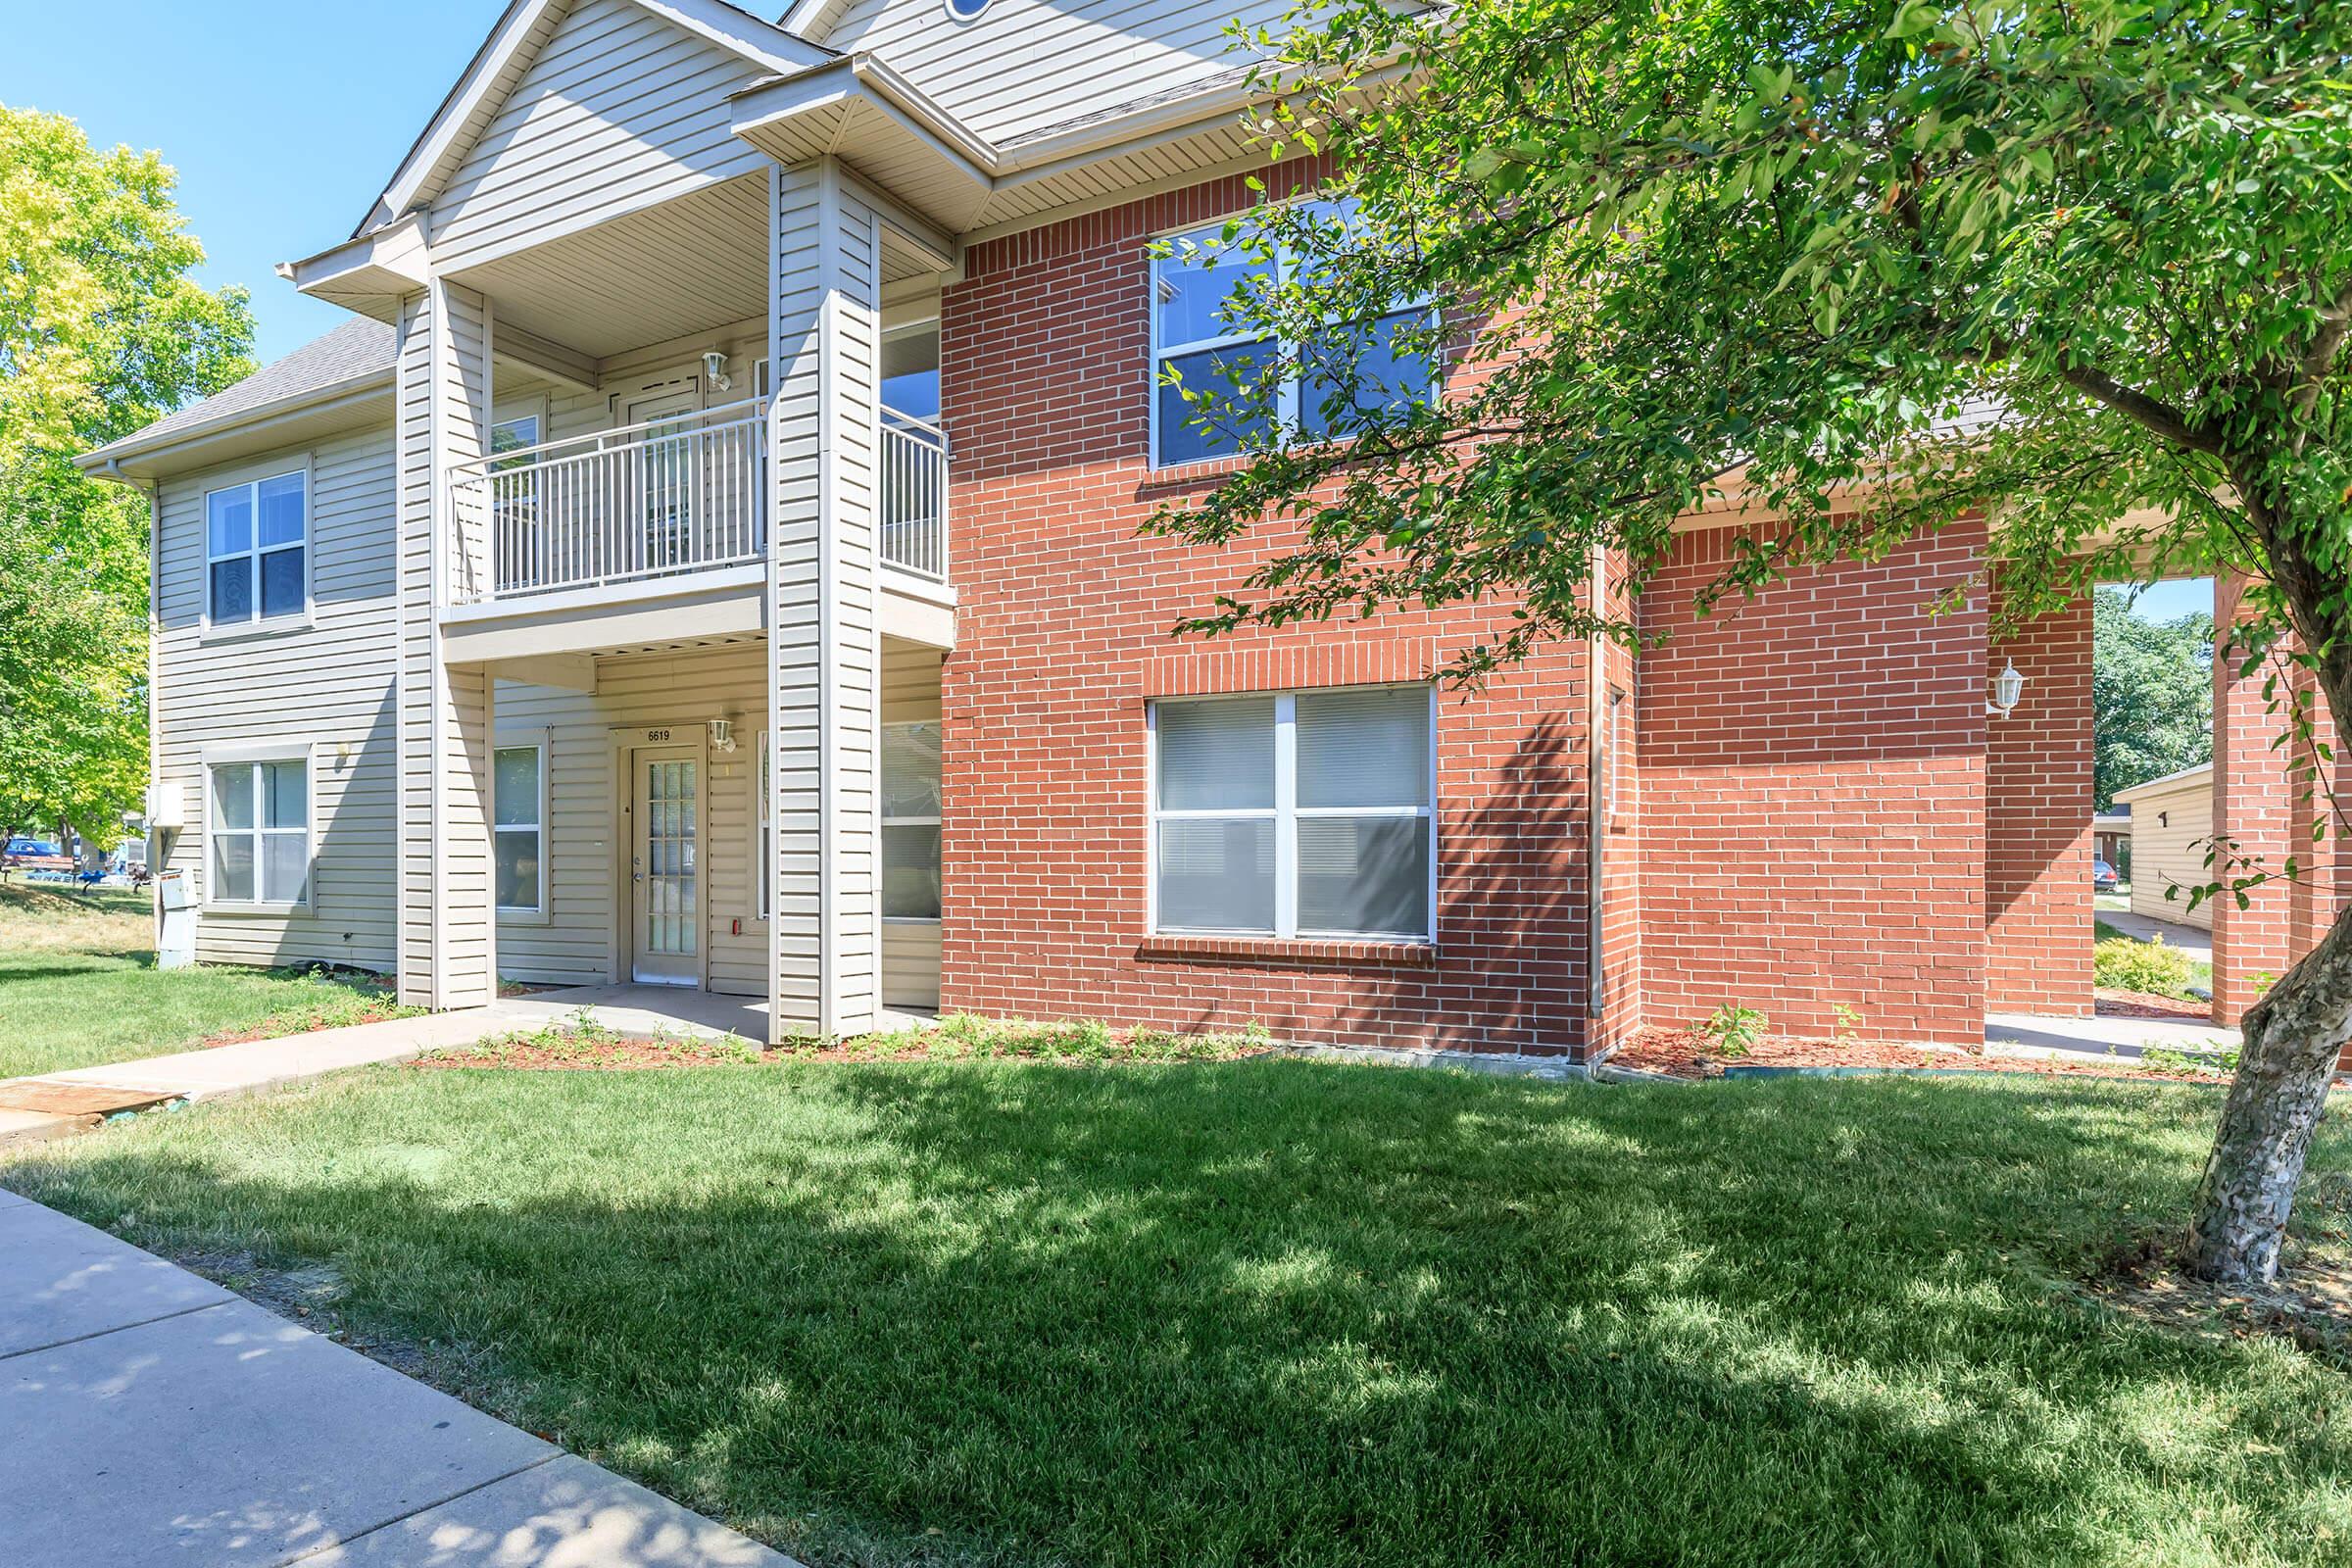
1987, 1009, 2238, 1061
0, 997, 594, 1149
0, 1193, 796, 1567
2093, 906, 2214, 960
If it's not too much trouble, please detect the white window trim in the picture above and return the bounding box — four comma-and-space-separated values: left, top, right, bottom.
1148, 202, 1438, 469
881, 720, 943, 925
1146, 685, 1438, 943
200, 457, 314, 638
493, 731, 550, 921
199, 742, 315, 914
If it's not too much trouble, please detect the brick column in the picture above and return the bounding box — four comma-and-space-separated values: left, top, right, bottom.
2206, 571, 2345, 1023
1984, 593, 2093, 1014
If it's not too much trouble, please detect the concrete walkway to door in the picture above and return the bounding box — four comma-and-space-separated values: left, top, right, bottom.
0, 1190, 797, 1567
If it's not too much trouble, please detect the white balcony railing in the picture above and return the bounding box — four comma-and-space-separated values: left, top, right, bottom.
880, 409, 950, 581
448, 397, 951, 604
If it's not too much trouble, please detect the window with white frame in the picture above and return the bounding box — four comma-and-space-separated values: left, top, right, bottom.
206, 469, 307, 624
883, 722, 943, 919
493, 744, 543, 912
210, 757, 309, 905
1151, 199, 1435, 467
1151, 685, 1433, 939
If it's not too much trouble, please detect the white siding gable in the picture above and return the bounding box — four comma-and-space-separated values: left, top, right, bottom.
429, 0, 779, 270
815, 0, 1304, 145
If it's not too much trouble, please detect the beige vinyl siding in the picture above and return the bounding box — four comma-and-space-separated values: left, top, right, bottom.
429, 0, 775, 271
153, 426, 401, 972
817, 0, 1320, 144
2119, 770, 2214, 931
495, 643, 770, 993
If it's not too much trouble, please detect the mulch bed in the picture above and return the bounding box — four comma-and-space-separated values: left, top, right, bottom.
1609, 1027, 2232, 1084
2097, 988, 2212, 1021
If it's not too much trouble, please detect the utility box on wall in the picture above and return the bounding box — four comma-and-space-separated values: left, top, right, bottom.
156, 862, 195, 970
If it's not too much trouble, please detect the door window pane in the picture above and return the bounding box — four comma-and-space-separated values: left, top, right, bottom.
1297, 687, 1429, 808
1156, 698, 1275, 809
1155, 817, 1276, 933
881, 723, 941, 817
1298, 815, 1429, 936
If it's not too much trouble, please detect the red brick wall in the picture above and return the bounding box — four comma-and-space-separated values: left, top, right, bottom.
1985, 593, 2093, 1013
1633, 520, 1989, 1045
936, 163, 1595, 1056
2210, 570, 2346, 1025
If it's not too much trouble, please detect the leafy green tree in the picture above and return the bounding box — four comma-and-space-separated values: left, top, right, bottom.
0, 106, 252, 847
2091, 587, 2211, 811
1150, 0, 2352, 1281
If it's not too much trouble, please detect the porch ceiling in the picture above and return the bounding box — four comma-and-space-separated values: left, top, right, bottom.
443, 172, 953, 363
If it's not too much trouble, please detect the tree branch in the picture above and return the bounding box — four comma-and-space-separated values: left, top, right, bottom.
2292, 273, 2352, 423
2058, 363, 2223, 456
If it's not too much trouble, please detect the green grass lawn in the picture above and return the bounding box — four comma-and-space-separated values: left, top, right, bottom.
9, 1059, 2352, 1566
0, 882, 416, 1080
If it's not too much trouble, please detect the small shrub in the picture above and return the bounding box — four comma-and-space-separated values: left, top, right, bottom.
1831, 1003, 1863, 1043
1696, 1004, 1768, 1056
2093, 934, 2198, 999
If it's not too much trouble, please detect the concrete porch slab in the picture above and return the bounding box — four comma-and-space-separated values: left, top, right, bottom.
521, 985, 935, 1043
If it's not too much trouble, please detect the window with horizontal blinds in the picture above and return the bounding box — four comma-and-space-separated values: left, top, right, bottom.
883, 721, 943, 920
493, 745, 542, 912
210, 757, 309, 906
1152, 685, 1434, 940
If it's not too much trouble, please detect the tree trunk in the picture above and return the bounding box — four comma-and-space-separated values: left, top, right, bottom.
2184, 903, 2352, 1283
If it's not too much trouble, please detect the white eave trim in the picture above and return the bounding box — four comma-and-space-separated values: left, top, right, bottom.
278, 213, 432, 304
732, 53, 1002, 176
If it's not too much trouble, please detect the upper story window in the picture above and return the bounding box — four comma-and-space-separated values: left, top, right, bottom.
206, 470, 307, 624
1150, 685, 1434, 941
1151, 199, 1435, 467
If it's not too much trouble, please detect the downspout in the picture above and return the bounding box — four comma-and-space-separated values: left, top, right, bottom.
1586, 540, 1607, 1052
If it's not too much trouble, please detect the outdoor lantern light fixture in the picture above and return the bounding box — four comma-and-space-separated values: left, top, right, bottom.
702, 351, 732, 392
709, 717, 736, 753
1987, 661, 2026, 718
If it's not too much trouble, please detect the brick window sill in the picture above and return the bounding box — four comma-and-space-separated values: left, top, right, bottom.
1136, 934, 1440, 968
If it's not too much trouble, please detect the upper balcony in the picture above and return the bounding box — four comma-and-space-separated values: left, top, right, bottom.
446, 397, 949, 606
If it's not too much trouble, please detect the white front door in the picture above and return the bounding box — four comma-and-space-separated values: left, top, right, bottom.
624, 387, 700, 576
630, 746, 700, 985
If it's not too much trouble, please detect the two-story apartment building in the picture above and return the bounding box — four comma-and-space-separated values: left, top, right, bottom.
80, 0, 2114, 1058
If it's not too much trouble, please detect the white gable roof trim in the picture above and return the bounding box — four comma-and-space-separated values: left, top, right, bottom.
359, 0, 834, 241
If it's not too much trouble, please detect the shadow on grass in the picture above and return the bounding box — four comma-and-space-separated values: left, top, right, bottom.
10, 1063, 2351, 1567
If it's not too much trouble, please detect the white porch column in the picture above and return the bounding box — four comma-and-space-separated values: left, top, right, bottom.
394, 278, 499, 1010
767, 157, 884, 1041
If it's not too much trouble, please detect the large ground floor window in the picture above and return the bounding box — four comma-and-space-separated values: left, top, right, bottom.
208, 755, 310, 906
1150, 684, 1434, 941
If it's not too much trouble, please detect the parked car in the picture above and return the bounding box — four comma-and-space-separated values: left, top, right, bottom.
2092, 858, 2122, 892
4, 837, 75, 878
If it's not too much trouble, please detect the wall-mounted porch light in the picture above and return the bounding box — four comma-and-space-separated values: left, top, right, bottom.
1987, 661, 2026, 718
702, 351, 732, 393
709, 717, 736, 753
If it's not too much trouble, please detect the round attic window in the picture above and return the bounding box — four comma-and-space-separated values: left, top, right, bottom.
944, 0, 990, 19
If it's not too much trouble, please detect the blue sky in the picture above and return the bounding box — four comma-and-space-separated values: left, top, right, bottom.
7, 2, 506, 364
2114, 578, 2214, 624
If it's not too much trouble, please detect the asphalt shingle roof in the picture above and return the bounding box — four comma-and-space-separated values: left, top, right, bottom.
82, 317, 396, 465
